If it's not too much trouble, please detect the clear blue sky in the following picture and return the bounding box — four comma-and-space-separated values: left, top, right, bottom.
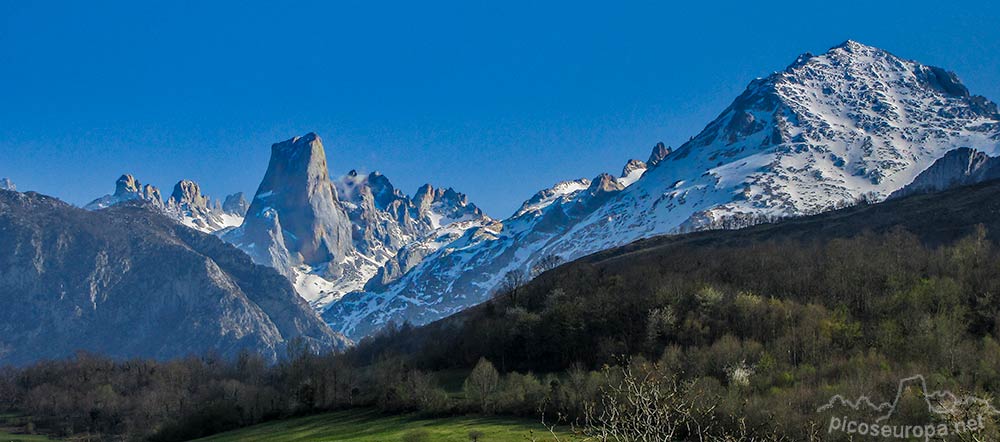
2, 1, 999, 217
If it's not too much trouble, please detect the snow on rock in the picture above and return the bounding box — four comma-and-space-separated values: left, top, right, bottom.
223, 134, 495, 310
322, 40, 1000, 340
166, 180, 244, 233
85, 174, 164, 210
84, 174, 243, 235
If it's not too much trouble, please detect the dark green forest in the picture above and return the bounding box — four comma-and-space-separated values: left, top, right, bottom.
6, 181, 1000, 441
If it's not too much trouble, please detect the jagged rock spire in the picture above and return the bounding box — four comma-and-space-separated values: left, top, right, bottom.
237, 133, 353, 269
647, 142, 672, 167
170, 180, 209, 209
84, 174, 162, 210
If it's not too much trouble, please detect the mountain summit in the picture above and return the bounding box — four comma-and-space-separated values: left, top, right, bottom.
224, 133, 494, 309
324, 41, 1000, 339
85, 174, 164, 210
236, 133, 353, 273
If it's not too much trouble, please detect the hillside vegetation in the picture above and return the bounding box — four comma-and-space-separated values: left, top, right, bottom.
5, 181, 1000, 440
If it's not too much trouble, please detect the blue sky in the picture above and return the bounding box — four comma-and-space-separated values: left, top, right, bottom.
2, 1, 999, 217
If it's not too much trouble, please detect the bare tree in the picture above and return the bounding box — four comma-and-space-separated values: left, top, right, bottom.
498, 269, 527, 307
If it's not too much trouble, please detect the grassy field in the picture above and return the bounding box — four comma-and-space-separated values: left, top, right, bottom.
191, 408, 577, 442
0, 413, 55, 442
0, 431, 53, 442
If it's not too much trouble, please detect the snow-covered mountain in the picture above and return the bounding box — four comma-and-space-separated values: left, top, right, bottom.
84, 174, 245, 234
322, 40, 1000, 340
223, 133, 494, 309
323, 155, 648, 338
0, 178, 15, 191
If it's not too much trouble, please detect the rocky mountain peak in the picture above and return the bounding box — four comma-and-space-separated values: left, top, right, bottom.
233, 133, 353, 270
222, 192, 249, 216
413, 183, 436, 212
170, 180, 209, 209
143, 184, 162, 204
588, 173, 625, 194
618, 159, 648, 187
367, 171, 402, 209
0, 178, 15, 191
647, 142, 672, 167
86, 174, 162, 210
115, 174, 142, 196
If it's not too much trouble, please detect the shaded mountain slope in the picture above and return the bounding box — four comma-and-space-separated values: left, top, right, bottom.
0, 190, 348, 365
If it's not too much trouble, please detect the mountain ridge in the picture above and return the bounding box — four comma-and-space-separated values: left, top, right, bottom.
0, 189, 348, 365
322, 40, 1000, 340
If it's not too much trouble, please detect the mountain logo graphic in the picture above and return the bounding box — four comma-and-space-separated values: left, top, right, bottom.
817, 375, 1000, 422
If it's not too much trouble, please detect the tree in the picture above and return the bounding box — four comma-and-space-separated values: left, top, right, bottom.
463, 358, 500, 413
468, 430, 485, 442
498, 269, 527, 307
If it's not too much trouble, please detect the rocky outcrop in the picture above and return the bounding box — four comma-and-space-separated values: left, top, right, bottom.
85, 174, 164, 210
170, 180, 210, 210
890, 148, 1000, 199
619, 159, 647, 186
0, 191, 348, 365
647, 142, 672, 167
165, 179, 240, 233
223, 192, 250, 216
85, 175, 243, 234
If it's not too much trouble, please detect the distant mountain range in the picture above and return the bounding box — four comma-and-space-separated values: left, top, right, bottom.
84, 174, 247, 233
3, 40, 999, 356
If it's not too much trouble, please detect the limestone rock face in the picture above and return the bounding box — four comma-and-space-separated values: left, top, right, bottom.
225, 133, 354, 283
166, 179, 241, 233
891, 148, 1000, 198
170, 180, 210, 210
223, 192, 250, 216
85, 174, 163, 210
619, 159, 648, 186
